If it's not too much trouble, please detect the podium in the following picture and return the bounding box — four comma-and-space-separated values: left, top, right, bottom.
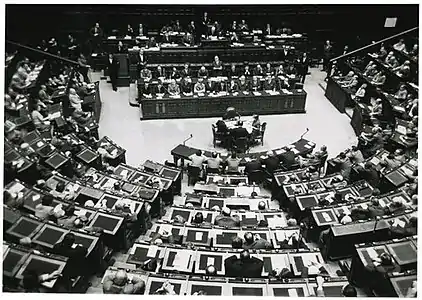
115, 53, 130, 87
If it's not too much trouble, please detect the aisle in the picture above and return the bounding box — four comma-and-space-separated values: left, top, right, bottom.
95, 69, 357, 166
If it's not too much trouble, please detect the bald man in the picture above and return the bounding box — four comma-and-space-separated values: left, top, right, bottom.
103, 269, 146, 294
224, 250, 264, 278
214, 207, 240, 228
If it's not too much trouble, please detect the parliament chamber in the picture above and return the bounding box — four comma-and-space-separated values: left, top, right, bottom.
2, 4, 419, 298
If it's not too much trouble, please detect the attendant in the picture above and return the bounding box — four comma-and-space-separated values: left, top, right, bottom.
238, 19, 249, 31
263, 75, 275, 91
227, 64, 239, 78
323, 40, 333, 71
265, 23, 271, 35
243, 65, 252, 77
138, 23, 145, 36
116, 41, 126, 53
238, 75, 249, 91
167, 79, 180, 96
180, 77, 193, 94
225, 152, 241, 174
250, 76, 262, 92
194, 78, 206, 94
107, 54, 119, 91
214, 207, 240, 227
393, 39, 407, 52
168, 67, 180, 80
197, 65, 209, 78
66, 34, 78, 58
264, 63, 274, 76
138, 49, 147, 68
254, 64, 264, 77
212, 55, 223, 76
180, 64, 191, 78
225, 250, 264, 278
228, 79, 240, 92
207, 152, 223, 174
155, 65, 165, 79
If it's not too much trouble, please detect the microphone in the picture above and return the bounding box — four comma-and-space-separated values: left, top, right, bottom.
183, 134, 193, 145
300, 128, 309, 139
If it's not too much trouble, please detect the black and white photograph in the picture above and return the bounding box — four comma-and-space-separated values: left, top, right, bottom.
2, 2, 419, 297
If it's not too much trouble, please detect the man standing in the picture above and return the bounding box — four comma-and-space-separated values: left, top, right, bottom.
323, 40, 333, 72
107, 54, 119, 92
298, 52, 310, 84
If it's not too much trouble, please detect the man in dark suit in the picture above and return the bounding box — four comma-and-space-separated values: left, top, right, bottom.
107, 54, 120, 91
298, 52, 310, 83
279, 145, 297, 169
90, 22, 103, 53
214, 81, 227, 93
224, 250, 264, 278
281, 45, 293, 62
116, 41, 127, 53
261, 151, 280, 174
231, 121, 249, 141
154, 65, 166, 79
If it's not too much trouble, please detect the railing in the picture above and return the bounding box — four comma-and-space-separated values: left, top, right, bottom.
329, 26, 418, 63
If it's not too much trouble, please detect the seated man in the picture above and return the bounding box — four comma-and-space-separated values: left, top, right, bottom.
394, 85, 408, 101
393, 60, 411, 79
254, 64, 264, 77
38, 85, 53, 104
214, 80, 227, 93
35, 195, 55, 221
206, 152, 222, 174
279, 145, 297, 169
238, 75, 249, 91
389, 216, 417, 238
261, 151, 281, 174
263, 75, 276, 91
214, 207, 240, 227
167, 79, 180, 96
197, 65, 209, 78
53, 233, 88, 277
224, 249, 264, 278
393, 39, 407, 52
180, 77, 193, 94
228, 79, 239, 93
140, 67, 152, 81
154, 65, 165, 79
243, 232, 272, 250
103, 269, 146, 294
50, 182, 76, 201
250, 76, 262, 92
193, 78, 206, 94
212, 55, 223, 76
371, 71, 386, 86
168, 67, 180, 80
224, 152, 241, 174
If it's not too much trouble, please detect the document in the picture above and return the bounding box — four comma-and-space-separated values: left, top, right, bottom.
147, 245, 158, 258
341, 206, 351, 215
206, 257, 215, 267
366, 247, 378, 260
274, 148, 285, 155
245, 211, 255, 219
321, 212, 332, 222
8, 182, 25, 194
195, 232, 203, 241
120, 170, 128, 178
158, 224, 172, 235
288, 289, 298, 297
32, 194, 41, 201
268, 216, 287, 228
173, 252, 190, 269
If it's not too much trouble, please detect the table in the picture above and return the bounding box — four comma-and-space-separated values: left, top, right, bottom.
32, 224, 69, 249
161, 247, 196, 273
270, 228, 300, 247
6, 216, 43, 240
3, 247, 30, 278
206, 174, 248, 185
76, 147, 100, 168
267, 281, 309, 297
228, 281, 268, 296
389, 273, 417, 297
311, 208, 339, 227
145, 274, 188, 295
288, 251, 324, 276
89, 212, 124, 235
202, 196, 269, 211
127, 242, 164, 266
98, 136, 126, 167
194, 250, 228, 276
44, 152, 69, 170
324, 77, 352, 113
213, 229, 243, 248
186, 278, 227, 295
182, 227, 213, 247
258, 252, 290, 276
140, 89, 306, 120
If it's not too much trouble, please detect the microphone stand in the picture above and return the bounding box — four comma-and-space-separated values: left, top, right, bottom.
300, 128, 310, 139
183, 134, 193, 146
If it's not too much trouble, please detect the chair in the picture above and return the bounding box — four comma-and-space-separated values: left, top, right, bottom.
257, 122, 267, 146
233, 137, 249, 153
212, 124, 227, 148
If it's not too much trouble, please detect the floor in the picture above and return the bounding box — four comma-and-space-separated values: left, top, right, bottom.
94, 68, 358, 168
87, 68, 363, 294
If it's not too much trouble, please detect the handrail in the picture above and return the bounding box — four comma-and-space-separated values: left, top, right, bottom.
330, 27, 418, 63
6, 40, 81, 66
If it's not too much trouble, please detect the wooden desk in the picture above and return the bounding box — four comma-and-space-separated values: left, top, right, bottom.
140, 90, 306, 120
325, 77, 352, 113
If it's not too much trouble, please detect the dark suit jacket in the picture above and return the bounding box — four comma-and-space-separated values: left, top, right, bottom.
231, 127, 249, 140
279, 150, 296, 169
262, 156, 280, 173
107, 57, 120, 78
224, 256, 264, 278
245, 160, 263, 174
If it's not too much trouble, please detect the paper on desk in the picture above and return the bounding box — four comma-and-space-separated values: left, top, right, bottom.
111, 149, 118, 157
341, 206, 351, 215
8, 182, 25, 194
367, 247, 378, 260
321, 212, 332, 222
75, 209, 87, 217
393, 219, 406, 228
243, 91, 249, 95
158, 224, 172, 235
253, 92, 261, 96
173, 252, 191, 269
292, 148, 299, 154
36, 141, 44, 148
207, 257, 215, 267
243, 157, 252, 163
288, 289, 298, 297
396, 125, 407, 135
147, 245, 158, 258
268, 216, 287, 228
120, 170, 128, 178
32, 194, 41, 201
50, 112, 61, 119
274, 149, 285, 155
260, 155, 268, 160
195, 232, 203, 241
304, 144, 312, 149
91, 53, 97, 57
245, 211, 255, 219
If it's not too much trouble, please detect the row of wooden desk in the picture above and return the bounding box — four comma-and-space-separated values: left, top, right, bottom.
127, 241, 321, 277
140, 89, 306, 120
103, 266, 348, 296
170, 138, 315, 167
